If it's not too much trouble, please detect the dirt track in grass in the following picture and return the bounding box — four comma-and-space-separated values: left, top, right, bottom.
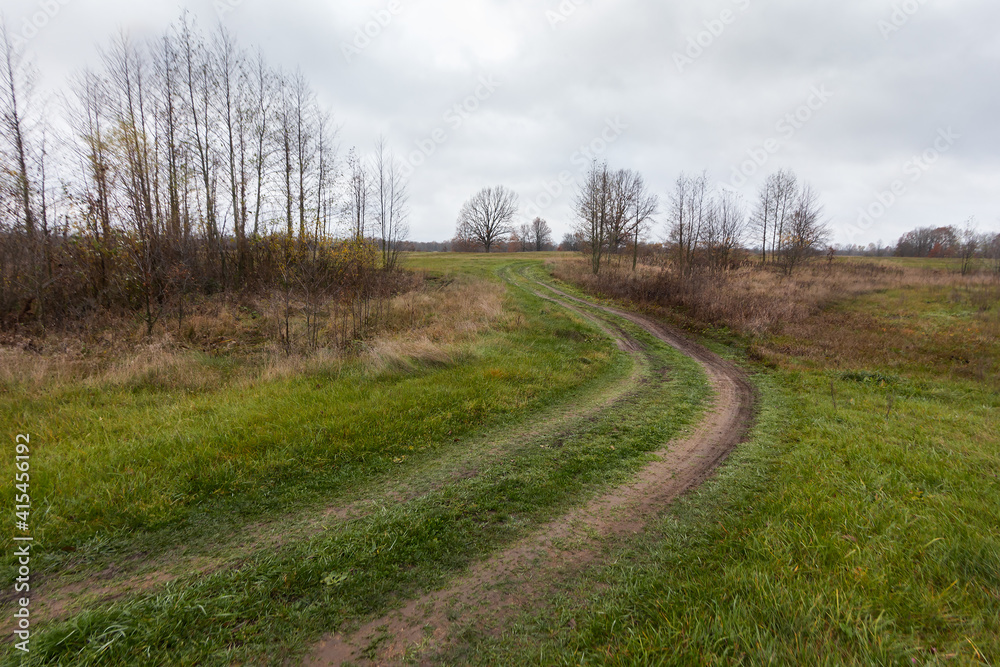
306, 278, 756, 666
0, 278, 647, 643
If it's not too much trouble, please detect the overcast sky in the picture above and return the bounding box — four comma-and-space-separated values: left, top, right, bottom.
5, 0, 999, 244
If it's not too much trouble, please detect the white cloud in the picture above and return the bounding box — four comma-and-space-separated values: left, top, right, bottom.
5, 0, 999, 242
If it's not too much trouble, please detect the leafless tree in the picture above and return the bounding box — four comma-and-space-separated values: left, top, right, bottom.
179, 19, 222, 267
0, 21, 37, 241
702, 188, 747, 272
575, 161, 609, 273
958, 218, 979, 276
1, 19, 45, 318
529, 217, 552, 252
214, 26, 253, 276
67, 68, 118, 303
344, 147, 368, 241
313, 109, 338, 241
514, 223, 530, 251
103, 32, 172, 333
777, 184, 829, 275
628, 174, 658, 271
456, 185, 518, 253
291, 69, 316, 241
987, 231, 1000, 276
667, 171, 709, 275
371, 136, 409, 270
751, 169, 798, 265
604, 169, 633, 258
247, 48, 274, 239
152, 31, 184, 249
576, 162, 657, 273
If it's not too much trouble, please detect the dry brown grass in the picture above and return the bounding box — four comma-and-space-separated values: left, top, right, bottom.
551, 256, 1000, 385
264, 275, 505, 381
552, 257, 995, 335
0, 273, 505, 393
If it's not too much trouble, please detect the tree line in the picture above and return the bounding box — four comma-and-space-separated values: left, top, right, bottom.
0, 14, 409, 342
893, 222, 1000, 275
837, 223, 1000, 276
450, 163, 830, 277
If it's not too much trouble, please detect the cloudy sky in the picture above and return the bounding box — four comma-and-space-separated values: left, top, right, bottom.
5, 0, 999, 245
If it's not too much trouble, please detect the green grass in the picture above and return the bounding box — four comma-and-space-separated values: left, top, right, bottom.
0, 260, 610, 557
8, 252, 997, 666
442, 261, 1000, 666
1, 255, 710, 665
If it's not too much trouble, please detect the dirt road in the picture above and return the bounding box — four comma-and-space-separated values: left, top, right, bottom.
307, 278, 756, 666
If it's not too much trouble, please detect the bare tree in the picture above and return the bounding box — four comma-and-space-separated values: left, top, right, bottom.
777, 184, 829, 275
750, 170, 798, 265
291, 69, 316, 241
152, 31, 184, 249
456, 185, 518, 253
1, 19, 46, 319
702, 188, 747, 272
753, 170, 800, 263
958, 218, 979, 276
344, 147, 368, 241
246, 49, 274, 239
667, 171, 709, 275
628, 174, 657, 270
214, 26, 248, 275
987, 231, 1000, 276
276, 71, 296, 238
560, 232, 580, 252
102, 32, 174, 332
371, 136, 409, 270
516, 223, 531, 252
576, 162, 657, 273
604, 168, 634, 260
313, 109, 338, 241
180, 19, 222, 268
575, 160, 609, 273
67, 68, 118, 303
529, 217, 552, 252
1, 21, 38, 241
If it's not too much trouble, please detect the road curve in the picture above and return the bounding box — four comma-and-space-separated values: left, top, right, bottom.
306, 276, 756, 666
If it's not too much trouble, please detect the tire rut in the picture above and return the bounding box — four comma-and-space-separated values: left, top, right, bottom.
306, 279, 755, 666
7, 282, 648, 639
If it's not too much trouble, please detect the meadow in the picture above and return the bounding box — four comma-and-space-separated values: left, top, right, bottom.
451, 255, 999, 666
1, 252, 997, 665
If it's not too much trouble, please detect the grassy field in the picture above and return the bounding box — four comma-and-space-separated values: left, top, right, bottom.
440, 257, 1000, 666
1, 254, 709, 665
2, 252, 997, 665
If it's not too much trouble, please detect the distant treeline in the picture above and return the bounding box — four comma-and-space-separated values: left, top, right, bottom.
834, 224, 1000, 275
